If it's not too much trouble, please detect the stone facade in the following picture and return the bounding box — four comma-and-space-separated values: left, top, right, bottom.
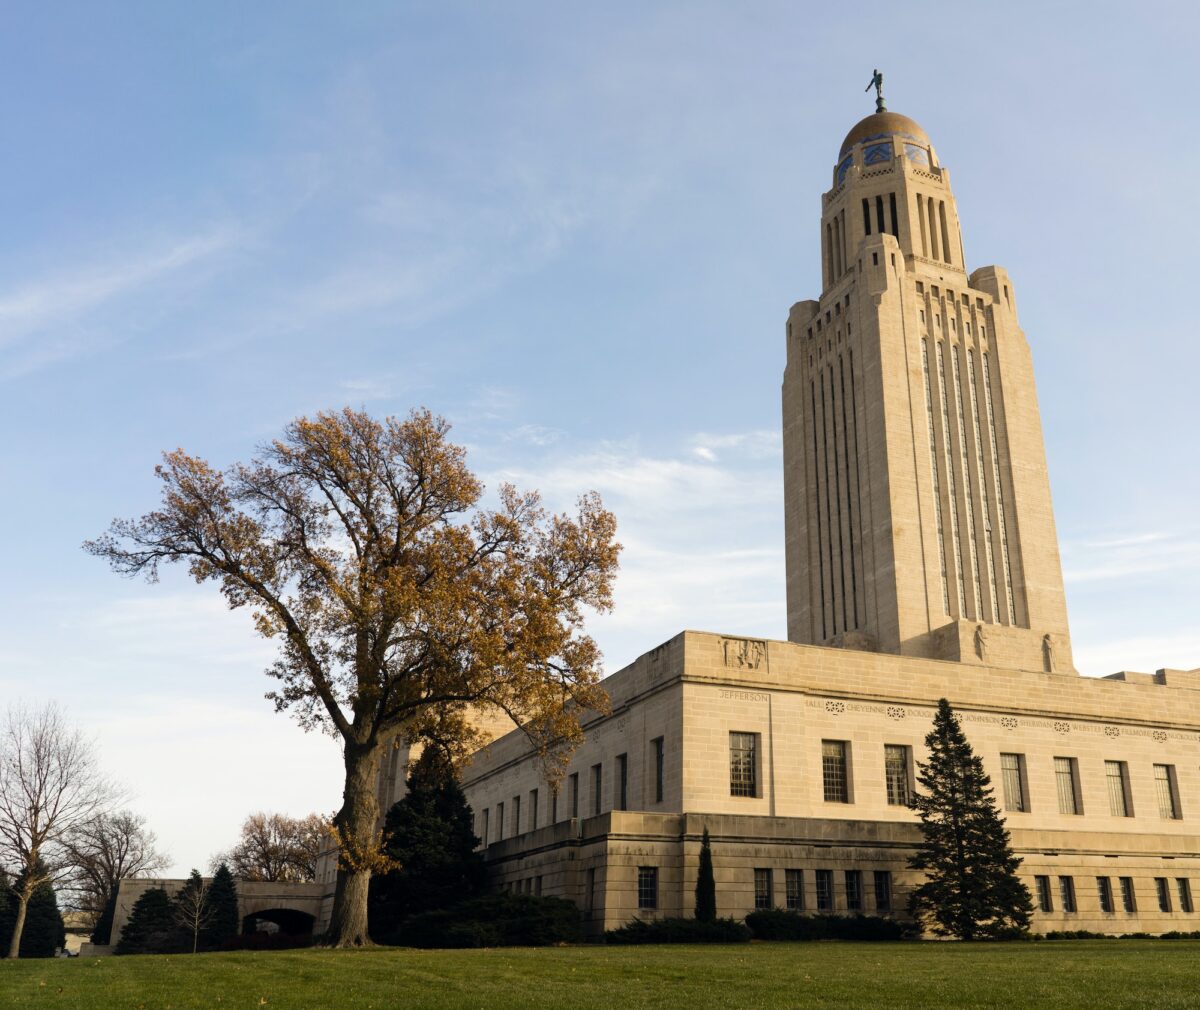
461, 631, 1200, 934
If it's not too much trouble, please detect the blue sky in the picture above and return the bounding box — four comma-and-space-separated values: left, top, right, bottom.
2, 1, 1198, 875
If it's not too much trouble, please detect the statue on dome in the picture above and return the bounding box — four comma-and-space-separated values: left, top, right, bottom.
865, 68, 886, 113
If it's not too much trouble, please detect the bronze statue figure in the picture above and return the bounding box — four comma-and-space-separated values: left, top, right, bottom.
865, 68, 886, 113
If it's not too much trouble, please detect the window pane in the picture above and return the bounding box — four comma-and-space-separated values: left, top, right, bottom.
1120, 877, 1136, 913
1058, 876, 1076, 913
638, 866, 658, 910
1035, 876, 1052, 912
822, 741, 849, 803
1054, 757, 1079, 815
815, 869, 834, 911
1156, 878, 1172, 912
885, 745, 910, 806
1155, 764, 1179, 819
1177, 879, 1193, 914
1001, 753, 1026, 812
1106, 761, 1129, 817
785, 869, 804, 910
1097, 877, 1113, 913
873, 870, 892, 911
754, 868, 772, 910
730, 733, 758, 797
653, 737, 665, 803
845, 870, 862, 911
617, 754, 628, 811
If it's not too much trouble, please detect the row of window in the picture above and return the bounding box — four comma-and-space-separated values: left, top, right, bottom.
998, 753, 1182, 820
1034, 875, 1194, 915
479, 738, 667, 845
730, 733, 1186, 822
637, 867, 893, 913
633, 866, 1197, 917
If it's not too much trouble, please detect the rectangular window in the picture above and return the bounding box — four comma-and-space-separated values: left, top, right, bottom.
481, 808, 490, 846
616, 754, 628, 811
551, 789, 558, 825
1058, 876, 1076, 913
535, 875, 543, 897
1120, 877, 1136, 913
1097, 876, 1114, 913
884, 745, 911, 806
637, 866, 658, 910
845, 870, 863, 911
754, 868, 772, 910
568, 773, 579, 818
585, 867, 596, 911
822, 740, 849, 803
496, 802, 504, 841
785, 869, 804, 910
1106, 761, 1132, 817
815, 869, 834, 911
1054, 757, 1082, 815
1156, 877, 1172, 912
652, 737, 665, 803
1154, 764, 1181, 820
1177, 879, 1193, 913
873, 870, 892, 912
512, 796, 521, 837
592, 764, 603, 816
1035, 875, 1053, 913
729, 732, 758, 797
529, 789, 539, 831
1000, 753, 1028, 812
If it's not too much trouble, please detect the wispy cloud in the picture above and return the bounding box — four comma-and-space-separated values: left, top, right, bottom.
1062, 528, 1200, 584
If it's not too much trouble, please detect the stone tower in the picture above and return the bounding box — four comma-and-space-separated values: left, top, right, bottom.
782, 103, 1074, 674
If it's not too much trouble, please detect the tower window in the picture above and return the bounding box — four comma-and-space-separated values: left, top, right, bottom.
862, 198, 871, 236
889, 192, 899, 237
875, 195, 885, 234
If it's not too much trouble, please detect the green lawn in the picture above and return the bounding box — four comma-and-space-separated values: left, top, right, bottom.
1, 941, 1197, 1010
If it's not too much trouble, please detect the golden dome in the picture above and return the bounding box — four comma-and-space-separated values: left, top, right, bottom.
838, 111, 930, 159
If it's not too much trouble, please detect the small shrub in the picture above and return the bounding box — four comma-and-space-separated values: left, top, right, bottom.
605, 917, 751, 945
384, 893, 582, 948
745, 910, 905, 942
1042, 929, 1113, 940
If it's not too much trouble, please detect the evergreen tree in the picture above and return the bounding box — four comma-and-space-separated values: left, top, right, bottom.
694, 827, 716, 922
115, 887, 180, 955
17, 879, 65, 958
908, 698, 1033, 940
91, 894, 117, 946
202, 863, 240, 950
368, 748, 485, 939
0, 870, 14, 956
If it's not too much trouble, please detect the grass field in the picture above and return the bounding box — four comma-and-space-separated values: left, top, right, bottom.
1, 941, 1198, 1010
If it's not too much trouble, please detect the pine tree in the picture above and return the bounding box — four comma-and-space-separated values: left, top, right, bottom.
368, 748, 485, 940
201, 863, 240, 950
694, 827, 716, 922
91, 894, 117, 946
17, 878, 66, 958
115, 887, 179, 955
908, 698, 1034, 940
0, 870, 15, 956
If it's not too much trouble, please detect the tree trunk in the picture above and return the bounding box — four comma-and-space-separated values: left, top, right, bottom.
325, 739, 381, 947
7, 890, 30, 959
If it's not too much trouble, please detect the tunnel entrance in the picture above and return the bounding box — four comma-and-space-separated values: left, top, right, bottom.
242, 908, 316, 937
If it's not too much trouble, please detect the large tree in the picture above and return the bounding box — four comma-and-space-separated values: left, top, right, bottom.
87, 408, 620, 946
216, 811, 328, 883
62, 810, 169, 943
0, 704, 112, 958
907, 698, 1033, 940
201, 863, 240, 950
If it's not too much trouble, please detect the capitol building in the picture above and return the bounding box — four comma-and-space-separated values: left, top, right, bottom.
418, 94, 1200, 937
